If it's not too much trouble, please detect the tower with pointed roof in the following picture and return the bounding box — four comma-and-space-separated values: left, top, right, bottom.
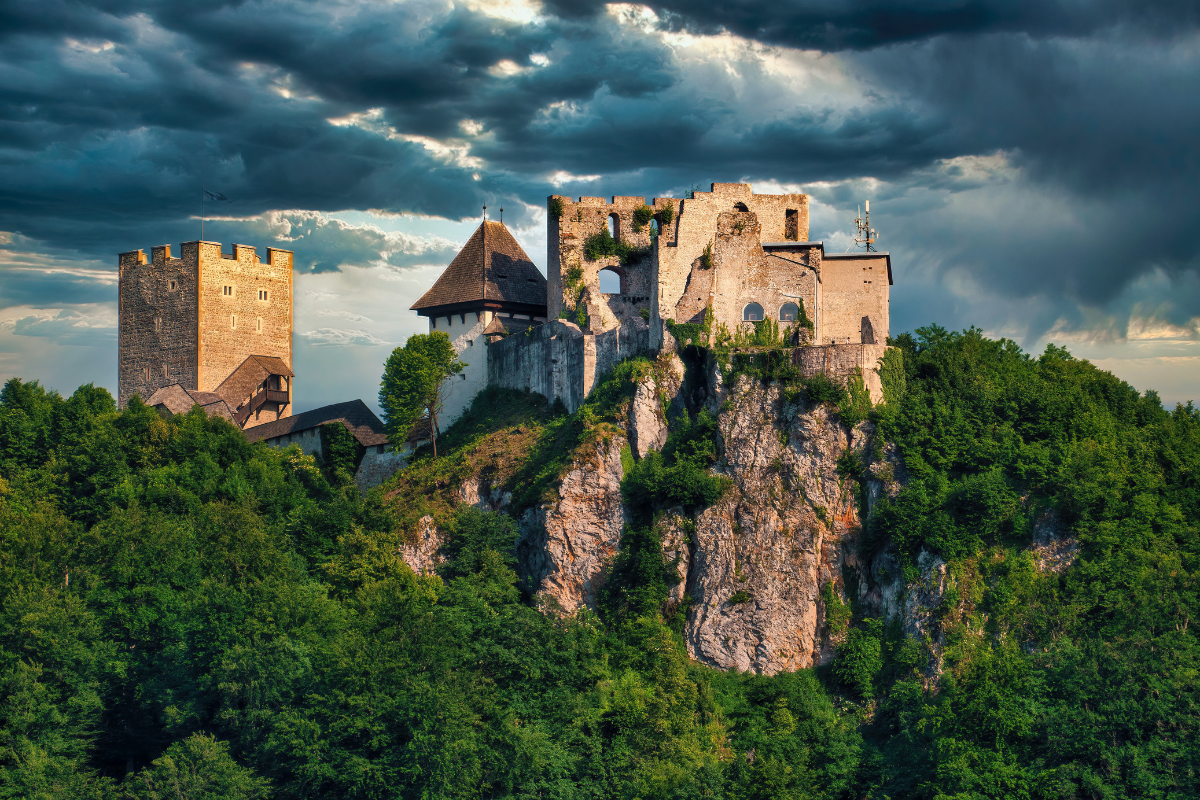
410, 220, 547, 426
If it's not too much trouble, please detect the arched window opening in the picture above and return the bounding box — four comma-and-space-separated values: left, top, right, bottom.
779, 303, 800, 322
608, 213, 620, 242
733, 202, 749, 212
743, 303, 764, 322
599, 268, 622, 294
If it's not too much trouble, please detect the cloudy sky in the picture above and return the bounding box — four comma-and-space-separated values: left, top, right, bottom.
3, 0, 1199, 413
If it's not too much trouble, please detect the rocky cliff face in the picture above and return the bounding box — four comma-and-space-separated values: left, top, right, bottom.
684, 379, 864, 673
397, 353, 955, 675
516, 438, 628, 614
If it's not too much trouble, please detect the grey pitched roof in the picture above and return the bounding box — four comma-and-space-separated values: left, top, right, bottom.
243, 399, 388, 447
411, 221, 546, 312
146, 384, 235, 422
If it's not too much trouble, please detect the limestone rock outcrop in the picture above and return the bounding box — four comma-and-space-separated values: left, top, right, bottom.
517, 437, 628, 614
399, 515, 444, 576
683, 377, 865, 674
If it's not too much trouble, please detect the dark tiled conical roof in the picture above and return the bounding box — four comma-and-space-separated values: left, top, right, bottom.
410, 220, 546, 311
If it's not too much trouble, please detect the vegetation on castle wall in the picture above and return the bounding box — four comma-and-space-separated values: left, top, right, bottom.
658, 202, 674, 226
583, 227, 650, 265
632, 203, 654, 231
877, 345, 905, 404
548, 196, 565, 219
557, 264, 588, 327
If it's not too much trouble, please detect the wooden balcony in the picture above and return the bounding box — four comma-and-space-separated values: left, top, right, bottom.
234, 386, 290, 427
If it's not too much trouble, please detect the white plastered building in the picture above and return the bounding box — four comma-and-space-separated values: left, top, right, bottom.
409, 220, 548, 429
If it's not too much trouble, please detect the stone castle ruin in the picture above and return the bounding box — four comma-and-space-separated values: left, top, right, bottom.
118, 181, 893, 461
418, 182, 894, 423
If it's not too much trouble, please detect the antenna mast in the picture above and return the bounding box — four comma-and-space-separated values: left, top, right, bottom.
853, 200, 878, 252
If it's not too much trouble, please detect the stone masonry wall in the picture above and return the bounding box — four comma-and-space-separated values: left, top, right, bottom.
197, 242, 293, 400
675, 211, 820, 337
547, 194, 679, 325
793, 343, 891, 404
487, 317, 650, 413
118, 245, 200, 407
819, 254, 890, 345
653, 183, 809, 349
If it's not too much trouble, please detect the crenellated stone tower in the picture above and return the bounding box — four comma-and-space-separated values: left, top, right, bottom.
117, 241, 294, 429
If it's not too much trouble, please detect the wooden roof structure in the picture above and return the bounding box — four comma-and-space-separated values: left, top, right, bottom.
411, 220, 547, 317
215, 355, 293, 406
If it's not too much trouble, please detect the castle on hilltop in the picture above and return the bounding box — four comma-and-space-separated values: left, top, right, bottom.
117, 181, 894, 473
416, 182, 893, 427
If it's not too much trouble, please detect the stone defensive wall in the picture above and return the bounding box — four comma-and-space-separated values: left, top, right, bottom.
487, 318, 651, 412
792, 343, 891, 403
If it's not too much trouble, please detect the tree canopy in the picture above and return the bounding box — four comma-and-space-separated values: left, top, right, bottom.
379, 330, 463, 457
0, 323, 1197, 798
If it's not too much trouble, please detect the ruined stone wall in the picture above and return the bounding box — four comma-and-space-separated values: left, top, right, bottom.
547, 194, 678, 325
653, 183, 809, 347
118, 245, 200, 407
793, 343, 891, 404
486, 318, 650, 413
675, 211, 820, 337
818, 254, 890, 345
196, 243, 293, 405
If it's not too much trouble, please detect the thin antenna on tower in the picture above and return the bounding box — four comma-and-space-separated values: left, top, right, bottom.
483, 205, 488, 221
852, 200, 878, 252
499, 206, 504, 223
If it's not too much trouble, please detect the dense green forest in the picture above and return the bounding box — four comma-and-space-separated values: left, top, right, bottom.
1, 327, 1197, 798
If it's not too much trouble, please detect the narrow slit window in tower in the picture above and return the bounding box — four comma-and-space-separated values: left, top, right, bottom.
608, 213, 620, 242
231, 314, 237, 330
785, 209, 799, 240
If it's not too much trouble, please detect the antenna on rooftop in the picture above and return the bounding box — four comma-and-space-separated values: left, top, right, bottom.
483, 205, 487, 221
500, 206, 504, 223
853, 200, 878, 252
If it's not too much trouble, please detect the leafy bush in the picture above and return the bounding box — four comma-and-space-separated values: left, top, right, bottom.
548, 196, 565, 218
659, 202, 674, 225
729, 590, 753, 604
622, 410, 729, 514
835, 619, 883, 699
632, 204, 654, 230
583, 228, 650, 265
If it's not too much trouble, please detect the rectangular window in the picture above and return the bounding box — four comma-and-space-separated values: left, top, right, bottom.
168, 280, 177, 291
223, 285, 235, 297
785, 209, 799, 241
256, 316, 263, 333
258, 289, 268, 301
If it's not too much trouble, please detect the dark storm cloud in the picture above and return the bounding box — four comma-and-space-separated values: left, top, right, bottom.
543, 0, 1199, 50
0, 0, 1198, 352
